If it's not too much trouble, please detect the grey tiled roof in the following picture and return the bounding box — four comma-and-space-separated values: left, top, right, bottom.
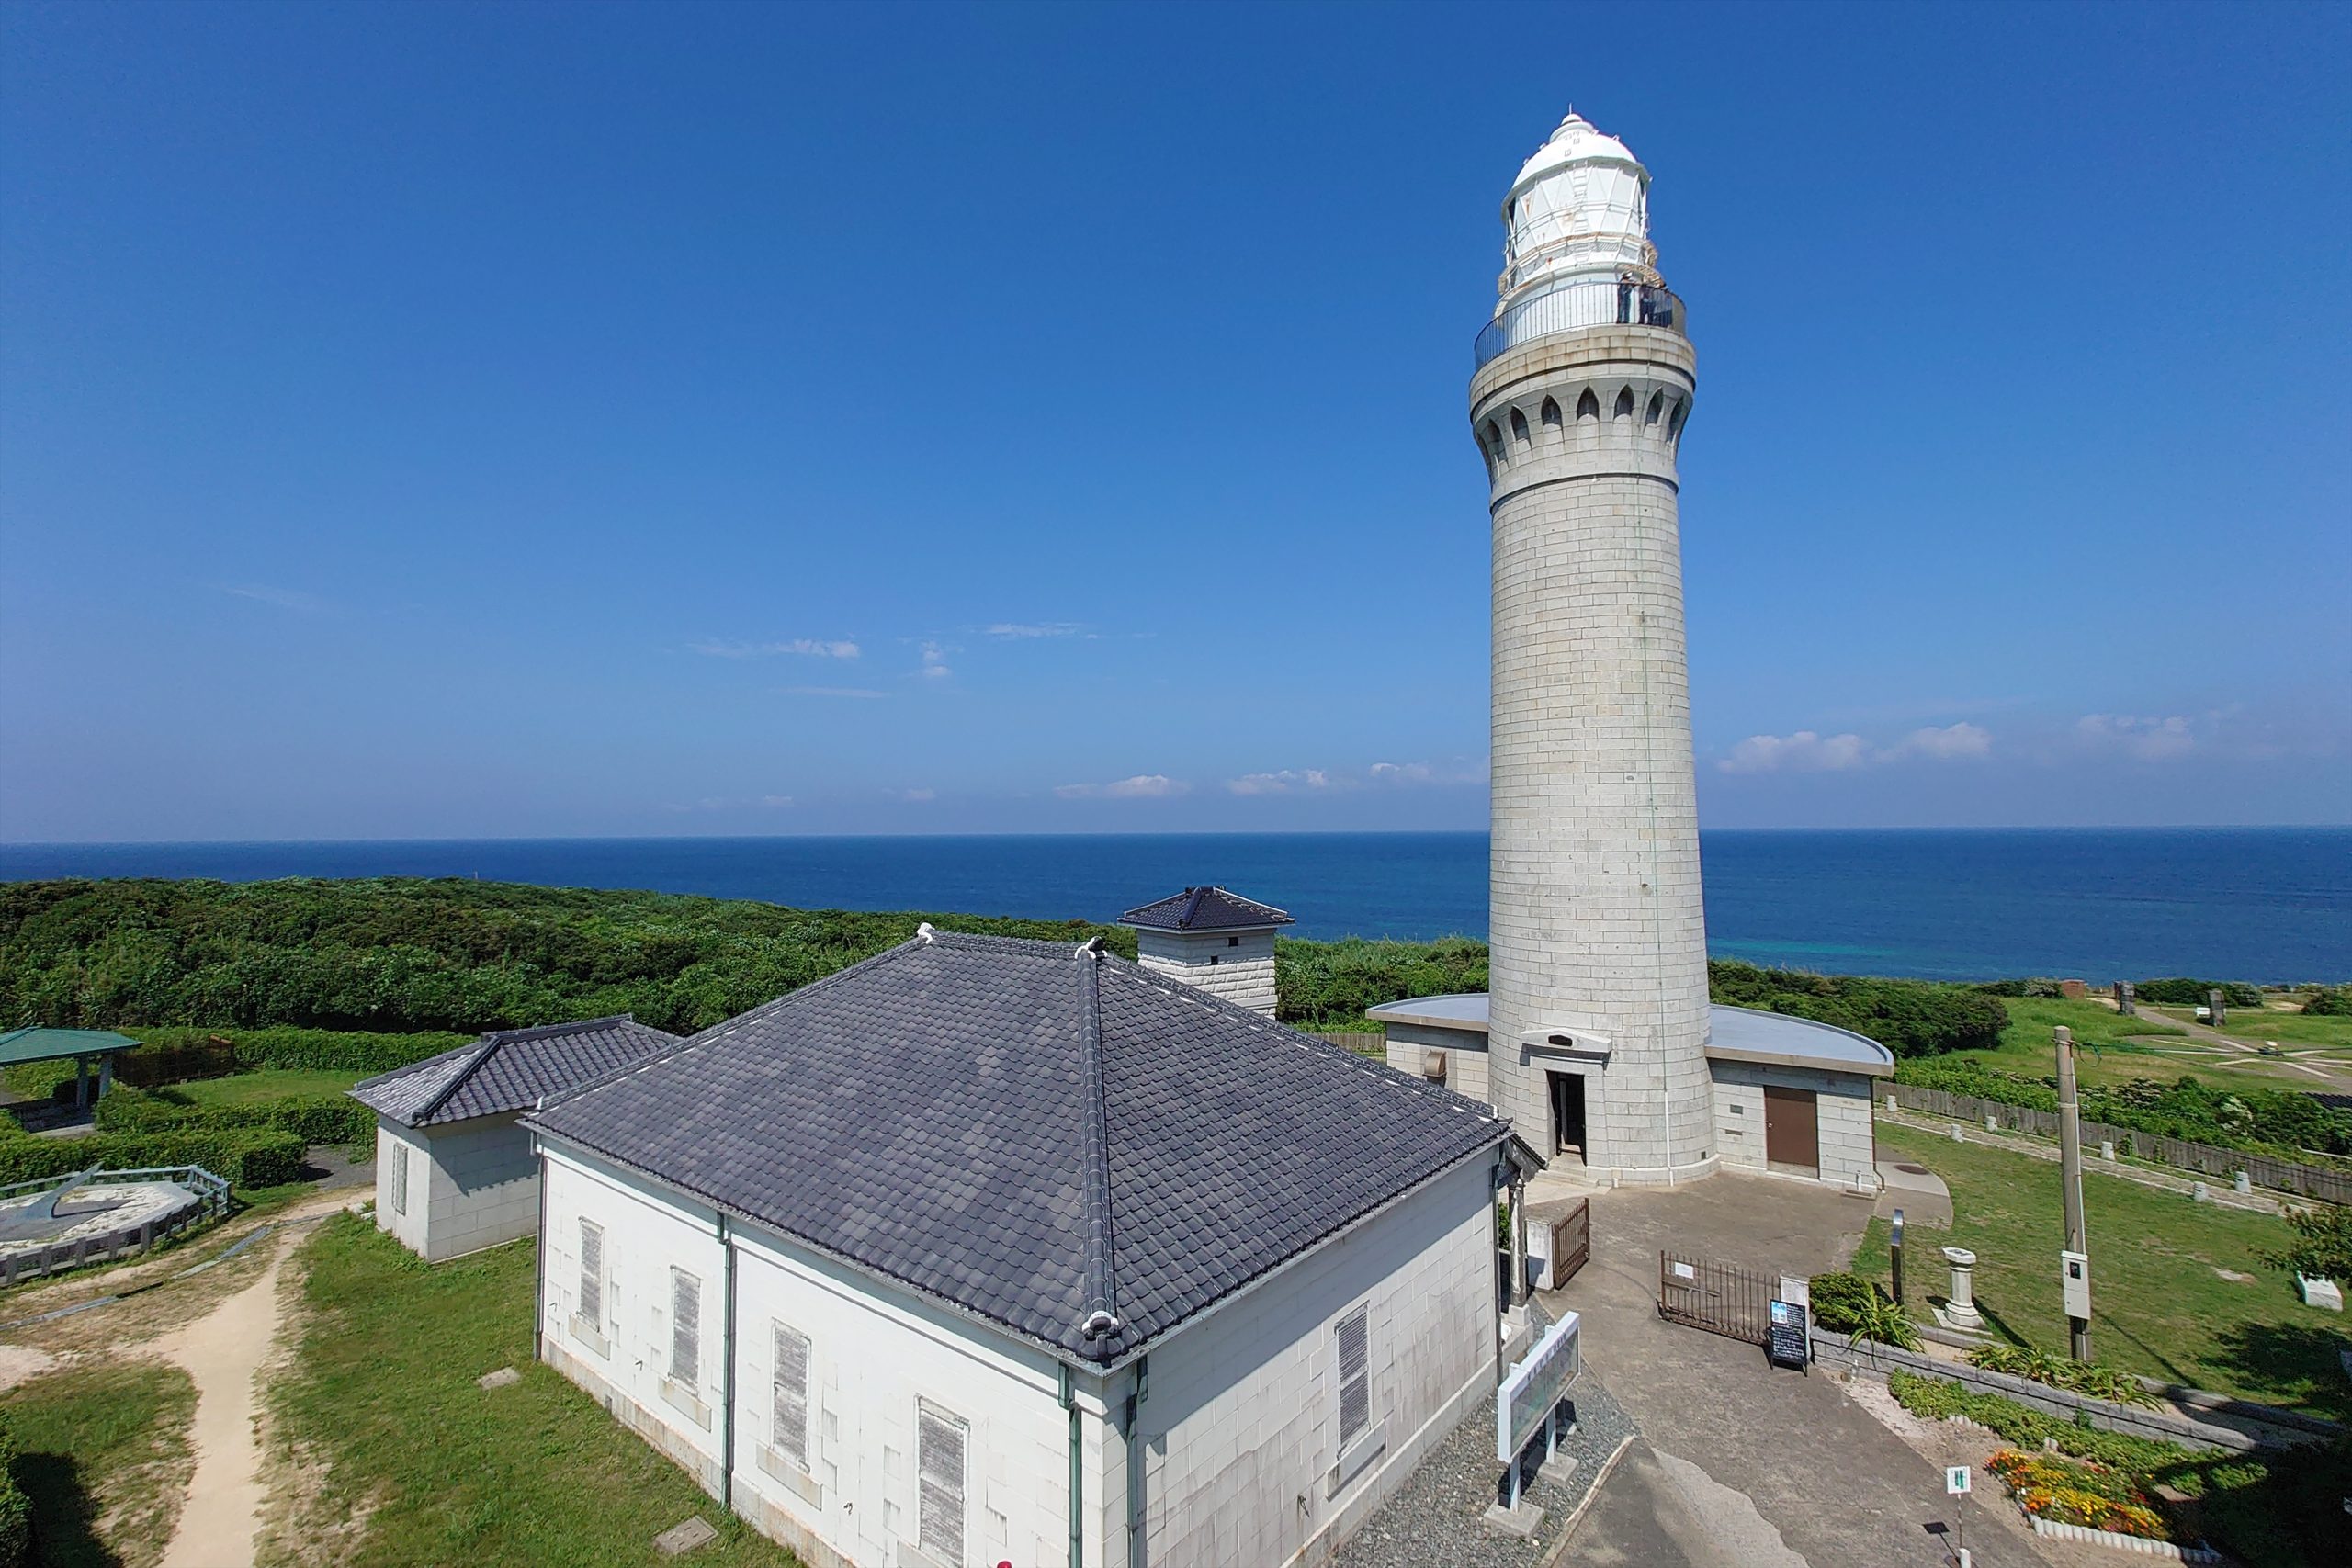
351, 1016, 679, 1128
1116, 885, 1295, 932
527, 931, 1506, 1364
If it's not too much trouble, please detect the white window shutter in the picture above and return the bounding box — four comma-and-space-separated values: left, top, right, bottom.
578, 1220, 603, 1325
771, 1324, 810, 1468
671, 1268, 701, 1387
915, 1399, 967, 1563
1337, 1304, 1371, 1447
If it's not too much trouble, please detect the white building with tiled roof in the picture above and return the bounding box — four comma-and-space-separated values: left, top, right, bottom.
349, 1015, 676, 1261
523, 929, 1533, 1568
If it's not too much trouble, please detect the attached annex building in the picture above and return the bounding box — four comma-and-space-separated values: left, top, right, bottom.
1369, 993, 1892, 1190
524, 928, 1520, 1568
350, 1015, 678, 1261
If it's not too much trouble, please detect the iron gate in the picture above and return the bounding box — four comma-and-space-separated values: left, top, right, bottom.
1546, 1198, 1590, 1287
1657, 1251, 1773, 1345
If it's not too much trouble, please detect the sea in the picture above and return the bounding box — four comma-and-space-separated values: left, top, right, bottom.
1, 828, 2346, 984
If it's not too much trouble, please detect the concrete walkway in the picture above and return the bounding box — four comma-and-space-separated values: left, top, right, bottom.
1540, 1173, 2049, 1567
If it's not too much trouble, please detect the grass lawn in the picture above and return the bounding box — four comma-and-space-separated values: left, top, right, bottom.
1854, 1121, 2348, 1419
264, 1213, 797, 1568
2, 1361, 198, 1568
1927, 996, 2189, 1090
155, 1068, 364, 1108
2148, 1004, 2352, 1052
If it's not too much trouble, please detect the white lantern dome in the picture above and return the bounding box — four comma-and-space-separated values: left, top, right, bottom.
1495, 110, 1659, 312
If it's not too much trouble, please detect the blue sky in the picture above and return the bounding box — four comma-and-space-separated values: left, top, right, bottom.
4, 0, 2346, 840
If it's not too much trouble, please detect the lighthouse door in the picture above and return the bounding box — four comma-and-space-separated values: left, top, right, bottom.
1548, 1072, 1587, 1164
1763, 1086, 1820, 1177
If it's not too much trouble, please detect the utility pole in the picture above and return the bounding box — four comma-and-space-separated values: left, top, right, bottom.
2054, 1025, 2092, 1360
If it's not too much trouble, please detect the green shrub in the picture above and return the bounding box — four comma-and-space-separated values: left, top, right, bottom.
1274, 936, 1488, 1027
1966, 1344, 2160, 1408
92, 1085, 373, 1149
1886, 1372, 2348, 1568
1883, 1371, 2198, 1472
2301, 987, 2352, 1017
1807, 1270, 1886, 1333
0, 1125, 304, 1189
0, 1412, 26, 1568
1709, 961, 2006, 1057
2135, 978, 2263, 1009
1893, 1056, 2352, 1156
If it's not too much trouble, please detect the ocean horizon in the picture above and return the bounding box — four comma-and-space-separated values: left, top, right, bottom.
4, 826, 2346, 985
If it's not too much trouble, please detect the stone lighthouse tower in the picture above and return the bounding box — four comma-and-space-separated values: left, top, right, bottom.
1472, 110, 1714, 1184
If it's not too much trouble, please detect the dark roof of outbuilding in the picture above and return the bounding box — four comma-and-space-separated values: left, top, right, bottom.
351, 1016, 680, 1129
1116, 885, 1295, 932
526, 931, 1506, 1365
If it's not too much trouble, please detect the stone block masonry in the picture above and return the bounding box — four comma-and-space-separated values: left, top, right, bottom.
1472, 327, 1713, 1181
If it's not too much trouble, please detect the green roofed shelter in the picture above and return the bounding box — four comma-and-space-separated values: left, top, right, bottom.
0, 1027, 140, 1111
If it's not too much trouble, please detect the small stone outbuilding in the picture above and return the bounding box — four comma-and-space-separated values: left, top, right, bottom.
1116, 885, 1293, 1017
350, 1015, 677, 1261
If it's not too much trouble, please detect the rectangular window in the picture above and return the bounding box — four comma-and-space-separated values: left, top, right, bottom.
670, 1268, 701, 1388
578, 1220, 604, 1325
390, 1145, 409, 1216
1336, 1304, 1371, 1448
915, 1399, 967, 1564
771, 1323, 811, 1469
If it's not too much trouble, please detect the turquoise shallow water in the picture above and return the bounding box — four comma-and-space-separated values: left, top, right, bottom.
1, 828, 2345, 983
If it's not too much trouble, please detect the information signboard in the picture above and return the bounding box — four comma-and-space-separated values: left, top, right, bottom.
1946, 1465, 1971, 1496
1497, 1311, 1580, 1462
1766, 1299, 1808, 1369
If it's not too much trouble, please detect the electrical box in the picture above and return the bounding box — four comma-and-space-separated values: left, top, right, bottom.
2061, 1250, 2091, 1319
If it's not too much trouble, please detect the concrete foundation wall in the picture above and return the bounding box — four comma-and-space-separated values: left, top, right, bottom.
1124, 1156, 1499, 1568
1136, 929, 1279, 1017
1473, 329, 1713, 1182
1709, 1063, 1878, 1190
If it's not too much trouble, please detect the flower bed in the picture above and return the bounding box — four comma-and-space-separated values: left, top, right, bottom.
1987, 1450, 2168, 1540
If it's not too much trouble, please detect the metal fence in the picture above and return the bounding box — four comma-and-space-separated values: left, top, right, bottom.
1657, 1251, 1774, 1346
1885, 1086, 2352, 1205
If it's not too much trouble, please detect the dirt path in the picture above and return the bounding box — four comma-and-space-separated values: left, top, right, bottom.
148, 1230, 297, 1568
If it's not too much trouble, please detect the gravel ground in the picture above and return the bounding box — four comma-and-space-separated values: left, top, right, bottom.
1333, 1369, 1635, 1568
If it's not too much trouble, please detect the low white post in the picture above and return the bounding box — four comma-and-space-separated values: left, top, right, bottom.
2233, 1170, 2251, 1195
1941, 1247, 1984, 1330
2098, 1140, 2115, 1161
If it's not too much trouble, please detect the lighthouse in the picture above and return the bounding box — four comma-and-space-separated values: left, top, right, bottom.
1471, 111, 1715, 1183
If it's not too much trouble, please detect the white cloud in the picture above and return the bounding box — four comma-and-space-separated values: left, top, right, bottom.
1228, 768, 1331, 795
984, 622, 1086, 639
1056, 773, 1188, 800
1369, 761, 1435, 783
918, 641, 953, 680
1721, 721, 1997, 773
224, 583, 329, 615
781, 685, 888, 699
759, 795, 795, 807
694, 637, 860, 660
895, 787, 936, 802
2075, 713, 2196, 761
1718, 730, 1872, 774
1883, 722, 1993, 761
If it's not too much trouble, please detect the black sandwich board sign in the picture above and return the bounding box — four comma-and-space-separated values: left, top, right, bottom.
1767, 1299, 1808, 1370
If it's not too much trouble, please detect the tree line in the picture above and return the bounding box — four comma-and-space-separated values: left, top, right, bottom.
6, 876, 2009, 1056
